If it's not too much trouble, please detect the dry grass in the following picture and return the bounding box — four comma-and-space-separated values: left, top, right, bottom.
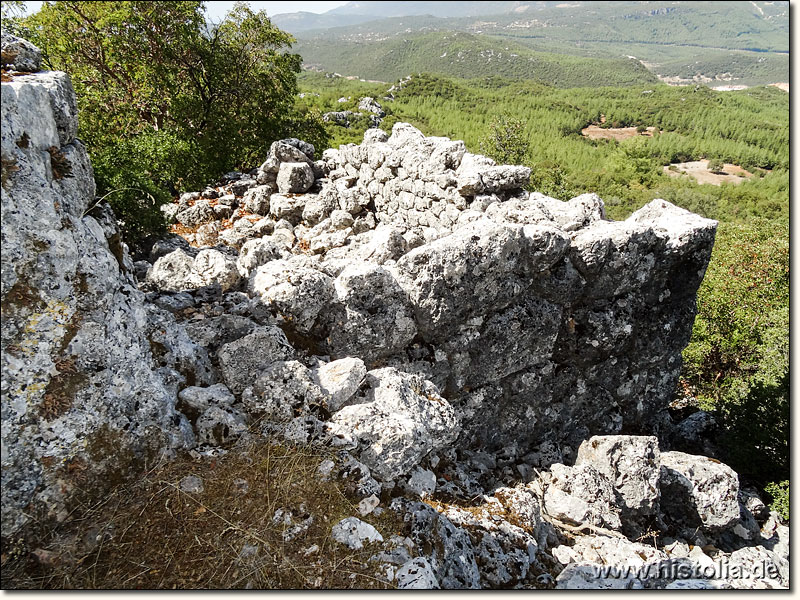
1, 439, 403, 589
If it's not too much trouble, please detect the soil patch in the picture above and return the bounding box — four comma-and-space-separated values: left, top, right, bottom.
663, 160, 755, 186
581, 125, 657, 141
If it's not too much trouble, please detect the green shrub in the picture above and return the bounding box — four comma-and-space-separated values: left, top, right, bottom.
479, 115, 528, 165
23, 1, 328, 244
707, 157, 725, 173
683, 218, 789, 482
765, 480, 789, 522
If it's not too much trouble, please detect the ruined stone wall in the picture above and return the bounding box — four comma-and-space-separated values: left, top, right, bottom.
318, 127, 717, 459
146, 120, 718, 474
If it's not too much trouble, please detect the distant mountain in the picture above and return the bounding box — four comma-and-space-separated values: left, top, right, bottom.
293, 1, 789, 52
296, 31, 658, 88
324, 2, 548, 18
272, 1, 559, 33
289, 1, 788, 87
270, 11, 377, 32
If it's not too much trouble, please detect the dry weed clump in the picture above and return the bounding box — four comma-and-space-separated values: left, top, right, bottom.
1, 438, 403, 589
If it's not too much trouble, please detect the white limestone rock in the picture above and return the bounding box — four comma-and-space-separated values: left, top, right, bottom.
575, 435, 660, 533
659, 451, 740, 532
331, 517, 383, 550
216, 326, 295, 395
251, 259, 335, 335
312, 357, 367, 412
276, 162, 314, 195
329, 368, 459, 481
396, 557, 440, 589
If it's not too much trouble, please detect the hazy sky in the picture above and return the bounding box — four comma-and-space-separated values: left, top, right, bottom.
21, 1, 351, 20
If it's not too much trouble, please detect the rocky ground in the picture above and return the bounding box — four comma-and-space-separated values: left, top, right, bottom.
0, 32, 788, 589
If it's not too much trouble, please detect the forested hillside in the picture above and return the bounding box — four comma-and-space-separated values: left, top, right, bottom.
297, 32, 658, 87
300, 72, 788, 219
293, 1, 789, 86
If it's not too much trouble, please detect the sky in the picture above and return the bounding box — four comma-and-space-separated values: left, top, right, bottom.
21, 1, 350, 20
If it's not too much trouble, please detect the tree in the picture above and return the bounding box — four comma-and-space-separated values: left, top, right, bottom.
0, 0, 27, 35
479, 115, 528, 165
682, 219, 789, 482
707, 157, 725, 173
22, 1, 328, 244
1, 0, 25, 20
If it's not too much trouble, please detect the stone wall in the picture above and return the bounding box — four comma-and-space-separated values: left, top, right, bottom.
147, 121, 718, 472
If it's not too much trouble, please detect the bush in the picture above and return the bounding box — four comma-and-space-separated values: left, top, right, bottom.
707, 157, 725, 173
765, 480, 789, 522
682, 218, 788, 482
479, 115, 528, 165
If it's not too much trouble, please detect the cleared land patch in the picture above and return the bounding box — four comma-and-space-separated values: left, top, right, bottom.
663, 160, 755, 186
581, 124, 657, 141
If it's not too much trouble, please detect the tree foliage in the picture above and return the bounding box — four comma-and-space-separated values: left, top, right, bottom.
683, 219, 788, 482
765, 480, 789, 522
479, 116, 528, 165
21, 1, 328, 244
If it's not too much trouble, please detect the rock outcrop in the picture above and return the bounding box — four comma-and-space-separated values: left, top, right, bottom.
1, 32, 787, 590
1, 35, 193, 535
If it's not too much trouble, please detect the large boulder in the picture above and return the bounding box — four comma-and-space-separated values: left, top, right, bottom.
240, 360, 326, 424
395, 219, 568, 338
148, 248, 241, 293
325, 263, 417, 361
251, 260, 335, 335
541, 463, 622, 532
328, 368, 459, 481
575, 435, 661, 534
276, 162, 314, 194
216, 326, 295, 395
2, 31, 42, 72
659, 451, 740, 532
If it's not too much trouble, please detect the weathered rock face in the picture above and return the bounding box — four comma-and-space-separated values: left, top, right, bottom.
1, 39, 193, 535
